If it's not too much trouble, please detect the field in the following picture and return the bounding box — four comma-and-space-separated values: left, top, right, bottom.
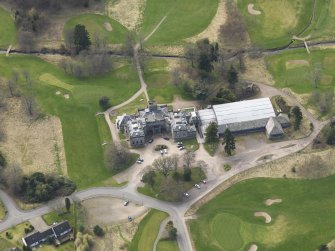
141, 0, 219, 45
266, 48, 335, 94
157, 240, 179, 251
144, 59, 190, 103
64, 13, 128, 44
237, 0, 313, 48
190, 174, 335, 250
0, 7, 16, 48
0, 222, 74, 250
128, 210, 168, 251
0, 55, 140, 188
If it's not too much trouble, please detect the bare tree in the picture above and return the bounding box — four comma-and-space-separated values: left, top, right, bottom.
105, 142, 133, 172
183, 150, 195, 169
122, 32, 135, 57
18, 31, 36, 52
49, 198, 65, 215
152, 156, 178, 178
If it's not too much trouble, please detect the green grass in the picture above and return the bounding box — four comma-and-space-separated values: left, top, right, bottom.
144, 59, 192, 103
129, 210, 168, 251
237, 0, 313, 48
190, 174, 335, 251
43, 210, 75, 227
64, 13, 128, 44
138, 167, 206, 201
141, 0, 218, 45
266, 48, 335, 94
0, 55, 140, 188
0, 7, 16, 48
182, 138, 200, 151
157, 240, 180, 251
96, 115, 112, 143
204, 141, 219, 156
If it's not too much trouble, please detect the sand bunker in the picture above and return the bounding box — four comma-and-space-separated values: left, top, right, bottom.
254, 212, 271, 223
104, 22, 113, 32
265, 198, 282, 206
248, 4, 261, 15
285, 60, 309, 69
248, 244, 258, 251
64, 94, 70, 99
55, 91, 61, 95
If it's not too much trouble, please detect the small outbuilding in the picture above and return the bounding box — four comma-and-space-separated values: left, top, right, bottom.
266, 117, 284, 139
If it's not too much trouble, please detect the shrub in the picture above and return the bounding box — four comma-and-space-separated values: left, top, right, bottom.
93, 225, 104, 237
99, 96, 110, 111
183, 168, 192, 181
224, 164, 231, 171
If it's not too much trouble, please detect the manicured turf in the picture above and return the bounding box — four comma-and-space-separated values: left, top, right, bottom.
266, 48, 335, 94
144, 59, 192, 103
0, 55, 140, 188
141, 0, 219, 45
64, 13, 128, 44
129, 210, 168, 251
237, 0, 313, 48
190, 175, 335, 250
157, 240, 179, 251
0, 7, 16, 48
300, 0, 335, 42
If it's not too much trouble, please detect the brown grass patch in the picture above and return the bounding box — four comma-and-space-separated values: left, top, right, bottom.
242, 56, 275, 85
285, 60, 309, 70
0, 97, 67, 176
321, 74, 333, 86
107, 0, 145, 30
104, 22, 113, 32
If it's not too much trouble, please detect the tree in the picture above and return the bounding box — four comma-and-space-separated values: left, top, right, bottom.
18, 31, 36, 52
183, 168, 192, 181
291, 106, 303, 130
141, 170, 156, 187
105, 142, 133, 172
93, 225, 104, 237
318, 244, 329, 251
73, 24, 91, 53
3, 163, 23, 194
99, 96, 110, 110
152, 156, 177, 178
65, 197, 71, 212
227, 65, 238, 89
223, 128, 235, 156
183, 150, 195, 169
325, 125, 335, 145
205, 122, 218, 143
0, 151, 6, 168
165, 221, 177, 240
122, 32, 135, 57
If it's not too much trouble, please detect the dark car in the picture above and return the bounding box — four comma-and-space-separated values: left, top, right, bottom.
148, 139, 154, 143
163, 137, 170, 141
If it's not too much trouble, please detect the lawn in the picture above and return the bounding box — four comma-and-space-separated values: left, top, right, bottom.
0, 55, 140, 188
157, 240, 179, 251
204, 141, 219, 156
138, 167, 206, 201
190, 174, 335, 250
129, 210, 168, 251
140, 0, 218, 45
144, 59, 192, 103
64, 13, 128, 44
0, 7, 16, 48
266, 48, 335, 94
237, 0, 313, 48
182, 138, 200, 151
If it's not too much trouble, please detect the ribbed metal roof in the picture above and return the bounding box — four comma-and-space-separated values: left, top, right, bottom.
213, 98, 275, 125
198, 109, 216, 125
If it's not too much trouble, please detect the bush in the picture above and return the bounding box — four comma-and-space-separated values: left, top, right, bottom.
223, 164, 231, 171
154, 145, 168, 151
93, 225, 104, 237
141, 171, 156, 187
99, 96, 110, 110
105, 142, 138, 173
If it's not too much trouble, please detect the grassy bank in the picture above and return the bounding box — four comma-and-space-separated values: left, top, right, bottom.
190, 174, 335, 250
0, 7, 16, 48
129, 210, 168, 251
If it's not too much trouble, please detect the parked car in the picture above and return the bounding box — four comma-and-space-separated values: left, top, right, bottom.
136, 160, 142, 164
195, 184, 201, 189
138, 157, 144, 162
201, 179, 207, 184
179, 146, 185, 150
164, 149, 168, 154
183, 192, 190, 198
124, 201, 129, 206
177, 142, 183, 146
148, 138, 154, 143
163, 137, 170, 141
160, 150, 164, 155
128, 216, 133, 222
